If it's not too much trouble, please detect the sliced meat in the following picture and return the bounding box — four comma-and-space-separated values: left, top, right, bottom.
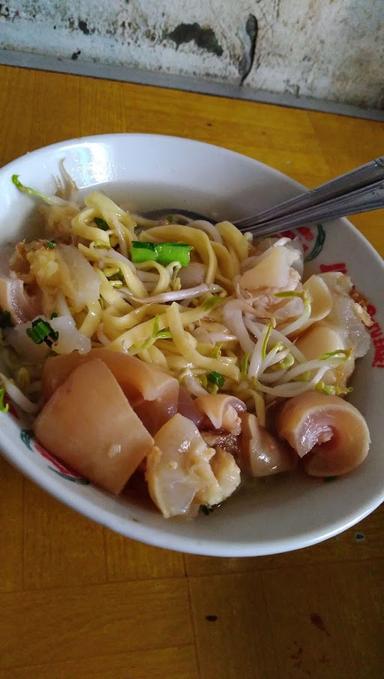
295, 323, 355, 386
34, 359, 154, 494
201, 431, 240, 457
296, 324, 346, 359
240, 243, 300, 291
319, 272, 371, 358
298, 274, 333, 333
146, 414, 240, 518
177, 386, 204, 427
277, 391, 370, 476
42, 348, 179, 432
134, 394, 176, 436
0, 276, 41, 324
239, 412, 297, 477
195, 394, 246, 435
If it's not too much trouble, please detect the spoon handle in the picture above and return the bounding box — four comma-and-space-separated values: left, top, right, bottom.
240, 178, 384, 237
236, 156, 384, 230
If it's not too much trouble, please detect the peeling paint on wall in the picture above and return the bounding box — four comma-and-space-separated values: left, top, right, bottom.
239, 14, 258, 83
166, 23, 224, 57
0, 0, 383, 109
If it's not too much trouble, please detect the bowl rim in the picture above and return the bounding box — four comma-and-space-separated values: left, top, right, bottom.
1, 132, 383, 557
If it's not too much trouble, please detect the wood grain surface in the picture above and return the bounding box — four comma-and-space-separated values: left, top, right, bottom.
0, 64, 383, 679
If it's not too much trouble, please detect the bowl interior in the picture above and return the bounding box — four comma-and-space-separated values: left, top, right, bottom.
0, 134, 383, 557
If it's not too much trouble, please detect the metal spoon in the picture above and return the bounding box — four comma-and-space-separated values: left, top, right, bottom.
141, 156, 384, 235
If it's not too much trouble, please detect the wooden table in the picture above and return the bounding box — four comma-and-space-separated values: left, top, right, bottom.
0, 64, 383, 679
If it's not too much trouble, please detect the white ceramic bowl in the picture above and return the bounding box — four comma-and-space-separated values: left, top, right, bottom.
1, 134, 383, 557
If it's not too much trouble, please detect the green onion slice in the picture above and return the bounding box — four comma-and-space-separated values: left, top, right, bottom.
26, 318, 59, 347
94, 217, 109, 230
131, 241, 192, 267
207, 371, 225, 389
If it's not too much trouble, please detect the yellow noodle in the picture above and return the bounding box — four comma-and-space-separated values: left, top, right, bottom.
85, 192, 136, 254
211, 241, 239, 280
143, 225, 217, 284
217, 221, 249, 261
166, 303, 239, 380
97, 271, 131, 311
83, 247, 146, 298
85, 254, 147, 298
131, 213, 163, 228
102, 303, 168, 336
107, 302, 213, 352
147, 345, 168, 368
72, 208, 111, 246
135, 260, 171, 294
115, 261, 147, 298
79, 301, 102, 338
78, 243, 108, 263
85, 192, 136, 229
155, 339, 184, 355
163, 354, 194, 371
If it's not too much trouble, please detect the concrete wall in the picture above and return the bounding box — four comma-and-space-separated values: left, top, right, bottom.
0, 0, 383, 110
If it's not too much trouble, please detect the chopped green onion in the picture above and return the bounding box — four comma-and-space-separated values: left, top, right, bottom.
131, 241, 192, 267
239, 352, 249, 378
26, 318, 59, 347
207, 371, 225, 389
131, 242, 157, 263
94, 217, 109, 230
0, 310, 13, 329
46, 240, 56, 249
157, 242, 192, 266
0, 387, 9, 413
